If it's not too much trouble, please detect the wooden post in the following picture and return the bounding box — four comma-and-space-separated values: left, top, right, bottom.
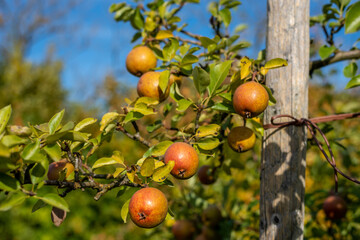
260, 0, 309, 239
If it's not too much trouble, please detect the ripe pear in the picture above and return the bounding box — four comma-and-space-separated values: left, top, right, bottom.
202, 205, 222, 227
227, 126, 256, 153
164, 142, 199, 179
47, 159, 74, 180
126, 46, 157, 76
137, 71, 170, 102
233, 81, 269, 118
129, 187, 168, 228
198, 165, 216, 185
323, 195, 347, 220
172, 220, 196, 240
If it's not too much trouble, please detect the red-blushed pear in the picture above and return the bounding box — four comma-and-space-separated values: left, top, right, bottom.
164, 142, 199, 179
233, 81, 269, 118
137, 71, 170, 102
202, 204, 222, 227
126, 46, 157, 76
198, 165, 216, 185
172, 220, 196, 240
323, 195, 347, 220
129, 187, 168, 228
227, 126, 256, 153
47, 159, 74, 180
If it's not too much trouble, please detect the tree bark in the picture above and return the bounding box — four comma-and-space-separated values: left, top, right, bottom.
260, 1, 309, 239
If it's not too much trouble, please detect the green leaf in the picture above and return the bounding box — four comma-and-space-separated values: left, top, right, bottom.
264, 58, 288, 69
163, 38, 179, 61
263, 85, 277, 105
49, 109, 65, 134
0, 105, 12, 135
219, 8, 231, 27
100, 112, 120, 131
343, 62, 358, 78
209, 60, 232, 97
211, 102, 234, 112
181, 54, 198, 65
249, 119, 264, 137
228, 41, 251, 52
196, 124, 221, 138
43, 144, 62, 161
155, 30, 173, 40
37, 193, 69, 212
0, 173, 20, 191
146, 120, 162, 133
30, 160, 48, 185
140, 157, 155, 177
152, 160, 175, 182
345, 1, 360, 33
32, 199, 47, 213
170, 82, 185, 102
159, 70, 170, 94
200, 37, 216, 48
124, 111, 144, 123
1, 135, 28, 148
234, 24, 247, 33
121, 199, 130, 223
193, 66, 210, 94
176, 99, 193, 112
109, 3, 126, 13
131, 8, 144, 30
0, 192, 26, 211
318, 45, 336, 60
92, 157, 124, 169
197, 138, 220, 150
146, 141, 173, 157
21, 139, 40, 161
74, 118, 97, 132
345, 75, 360, 89
135, 97, 159, 106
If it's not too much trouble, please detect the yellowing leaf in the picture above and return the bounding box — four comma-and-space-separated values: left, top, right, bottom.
240, 57, 252, 79
260, 67, 268, 76
152, 160, 175, 182
121, 199, 130, 223
155, 30, 174, 40
113, 167, 126, 178
196, 124, 221, 138
140, 157, 155, 177
100, 112, 120, 131
264, 58, 288, 69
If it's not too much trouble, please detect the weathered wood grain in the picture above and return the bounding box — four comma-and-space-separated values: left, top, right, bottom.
260, 1, 309, 239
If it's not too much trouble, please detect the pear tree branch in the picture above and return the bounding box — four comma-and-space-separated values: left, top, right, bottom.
309, 49, 360, 74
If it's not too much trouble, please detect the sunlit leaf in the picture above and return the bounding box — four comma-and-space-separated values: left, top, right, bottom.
140, 157, 155, 177
152, 160, 175, 182
264, 58, 288, 69
345, 75, 360, 89
49, 109, 65, 134
196, 124, 221, 138
345, 1, 360, 33
155, 30, 174, 40
0, 105, 12, 135
121, 199, 130, 223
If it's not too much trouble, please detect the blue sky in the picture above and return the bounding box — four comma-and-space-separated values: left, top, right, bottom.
25, 0, 359, 102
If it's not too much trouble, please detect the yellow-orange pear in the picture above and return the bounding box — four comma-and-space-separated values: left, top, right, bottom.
126, 46, 157, 76
233, 81, 269, 118
137, 71, 169, 101
227, 126, 256, 152
129, 187, 168, 228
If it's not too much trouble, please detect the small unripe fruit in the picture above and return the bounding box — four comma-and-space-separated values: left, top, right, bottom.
129, 187, 168, 228
172, 220, 196, 240
47, 159, 74, 180
202, 205, 222, 227
198, 165, 216, 185
227, 126, 256, 152
164, 142, 199, 179
137, 71, 170, 101
323, 195, 347, 220
233, 81, 269, 118
126, 46, 157, 76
